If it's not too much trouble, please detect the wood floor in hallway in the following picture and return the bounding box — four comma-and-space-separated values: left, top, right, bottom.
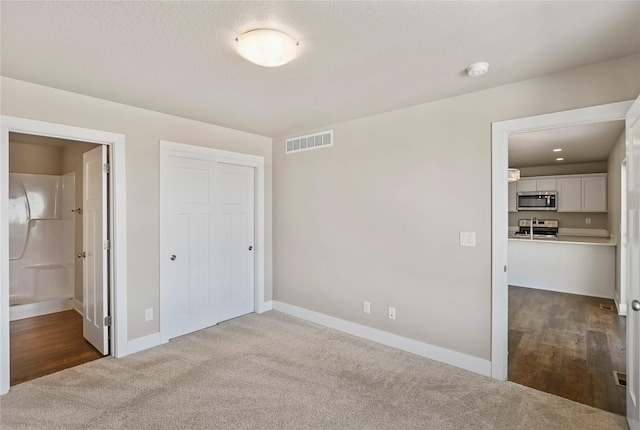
508, 286, 626, 415
10, 310, 104, 386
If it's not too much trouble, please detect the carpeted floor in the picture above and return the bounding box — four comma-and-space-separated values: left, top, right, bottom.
0, 311, 628, 429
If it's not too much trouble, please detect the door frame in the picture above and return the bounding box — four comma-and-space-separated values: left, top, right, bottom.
159, 140, 266, 344
0, 116, 128, 395
620, 158, 628, 316
491, 100, 634, 380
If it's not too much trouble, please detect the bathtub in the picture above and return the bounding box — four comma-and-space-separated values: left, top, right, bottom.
9, 173, 75, 321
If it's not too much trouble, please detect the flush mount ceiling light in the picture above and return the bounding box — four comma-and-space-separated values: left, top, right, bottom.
556, 157, 565, 161
466, 62, 489, 77
235, 29, 299, 67
508, 168, 521, 182
553, 148, 563, 152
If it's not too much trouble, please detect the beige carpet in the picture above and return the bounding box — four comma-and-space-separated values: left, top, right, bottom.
0, 311, 628, 429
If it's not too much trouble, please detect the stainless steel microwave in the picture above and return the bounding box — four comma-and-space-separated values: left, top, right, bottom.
517, 191, 558, 211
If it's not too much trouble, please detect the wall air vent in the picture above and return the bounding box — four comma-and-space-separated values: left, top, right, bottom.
285, 130, 333, 154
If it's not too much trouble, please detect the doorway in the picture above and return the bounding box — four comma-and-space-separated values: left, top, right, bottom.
0, 115, 128, 395
7, 133, 105, 385
491, 100, 634, 381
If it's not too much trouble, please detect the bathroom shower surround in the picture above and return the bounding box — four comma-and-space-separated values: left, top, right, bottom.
9, 172, 75, 320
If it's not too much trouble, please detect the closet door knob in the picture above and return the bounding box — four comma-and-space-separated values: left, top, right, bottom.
170, 255, 177, 261
77, 252, 86, 259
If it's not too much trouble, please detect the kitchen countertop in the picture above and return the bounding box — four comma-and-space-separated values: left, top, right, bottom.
508, 234, 615, 246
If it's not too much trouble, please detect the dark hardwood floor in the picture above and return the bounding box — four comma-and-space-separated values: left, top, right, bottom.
10, 310, 104, 386
508, 286, 626, 415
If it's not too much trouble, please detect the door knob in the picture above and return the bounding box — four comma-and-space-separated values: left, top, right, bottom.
632, 300, 640, 312
170, 255, 177, 261
248, 246, 253, 251
77, 252, 86, 259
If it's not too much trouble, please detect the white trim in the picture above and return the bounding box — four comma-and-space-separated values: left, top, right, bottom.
273, 301, 492, 377
491, 100, 633, 381
159, 141, 266, 344
127, 332, 167, 355
75, 299, 83, 315
257, 300, 273, 313
10, 298, 74, 321
0, 115, 128, 395
615, 298, 628, 317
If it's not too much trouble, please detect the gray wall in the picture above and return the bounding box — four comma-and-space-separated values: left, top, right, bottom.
1, 77, 273, 341
508, 211, 608, 230
608, 131, 627, 304
9, 141, 63, 175
272, 54, 640, 360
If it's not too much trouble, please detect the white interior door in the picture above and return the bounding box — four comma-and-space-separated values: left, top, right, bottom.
215, 163, 255, 322
82, 145, 109, 355
627, 94, 640, 430
163, 154, 255, 340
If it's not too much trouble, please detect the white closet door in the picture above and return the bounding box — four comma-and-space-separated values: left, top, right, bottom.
162, 154, 255, 339
214, 163, 255, 323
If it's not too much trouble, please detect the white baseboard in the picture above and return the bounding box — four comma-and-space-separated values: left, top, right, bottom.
74, 299, 83, 316
615, 298, 628, 316
257, 300, 273, 313
127, 332, 167, 355
272, 301, 492, 377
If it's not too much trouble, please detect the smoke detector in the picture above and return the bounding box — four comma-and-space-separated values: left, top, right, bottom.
466, 62, 489, 77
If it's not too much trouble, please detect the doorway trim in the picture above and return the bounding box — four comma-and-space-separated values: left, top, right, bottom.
159, 140, 266, 344
619, 158, 628, 316
491, 100, 634, 380
0, 115, 128, 395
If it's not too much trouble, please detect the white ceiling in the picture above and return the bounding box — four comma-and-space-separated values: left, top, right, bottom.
1, 1, 639, 138
508, 121, 625, 168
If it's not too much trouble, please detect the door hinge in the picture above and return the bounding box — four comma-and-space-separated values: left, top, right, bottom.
104, 316, 112, 327
504, 265, 507, 273
103, 163, 111, 174
103, 240, 110, 250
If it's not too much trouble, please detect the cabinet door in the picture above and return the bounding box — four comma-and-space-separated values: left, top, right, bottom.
536, 178, 556, 191
517, 179, 537, 192
582, 176, 607, 212
508, 181, 517, 212
557, 178, 582, 212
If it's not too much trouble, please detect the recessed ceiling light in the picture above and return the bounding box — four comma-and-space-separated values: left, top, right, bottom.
235, 29, 299, 67
553, 148, 562, 152
466, 62, 489, 77
556, 157, 564, 161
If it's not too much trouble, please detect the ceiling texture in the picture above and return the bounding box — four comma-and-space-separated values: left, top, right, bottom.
1, 1, 639, 138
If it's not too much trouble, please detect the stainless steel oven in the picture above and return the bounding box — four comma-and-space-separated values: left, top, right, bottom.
517, 191, 557, 211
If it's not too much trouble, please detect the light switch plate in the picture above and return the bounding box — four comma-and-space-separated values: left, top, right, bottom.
460, 232, 476, 247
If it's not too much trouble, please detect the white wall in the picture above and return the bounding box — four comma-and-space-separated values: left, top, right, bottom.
272, 54, 640, 360
1, 77, 273, 341
608, 130, 627, 306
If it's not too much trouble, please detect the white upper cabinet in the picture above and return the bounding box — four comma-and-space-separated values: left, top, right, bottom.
517, 179, 537, 192
515, 173, 607, 213
557, 177, 582, 212
517, 178, 556, 192
536, 178, 557, 192
582, 175, 607, 212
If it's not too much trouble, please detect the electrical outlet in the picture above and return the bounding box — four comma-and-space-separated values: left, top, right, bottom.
363, 301, 371, 314
586, 217, 591, 225
144, 308, 153, 322
388, 307, 396, 320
